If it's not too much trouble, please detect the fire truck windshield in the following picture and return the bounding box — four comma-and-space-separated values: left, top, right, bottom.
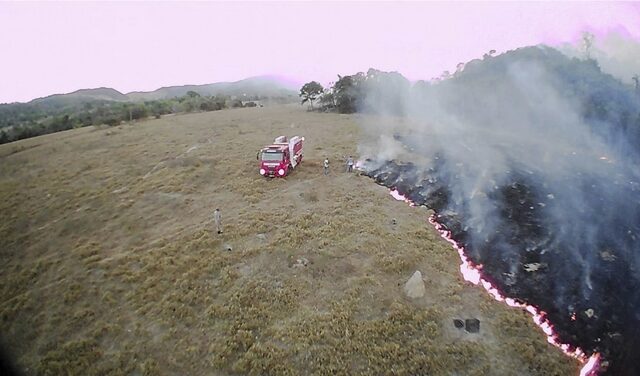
261, 152, 283, 162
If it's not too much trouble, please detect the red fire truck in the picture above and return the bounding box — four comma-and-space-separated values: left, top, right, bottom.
258, 136, 304, 177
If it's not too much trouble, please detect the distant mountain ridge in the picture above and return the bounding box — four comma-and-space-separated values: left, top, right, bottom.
26, 76, 299, 106
0, 75, 301, 143
30, 87, 130, 106
126, 76, 300, 101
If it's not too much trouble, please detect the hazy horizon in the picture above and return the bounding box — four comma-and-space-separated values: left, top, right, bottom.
1, 1, 640, 104
0, 74, 301, 105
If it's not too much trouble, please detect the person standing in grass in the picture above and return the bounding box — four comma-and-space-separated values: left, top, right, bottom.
213, 208, 222, 234
346, 156, 354, 173
323, 157, 330, 175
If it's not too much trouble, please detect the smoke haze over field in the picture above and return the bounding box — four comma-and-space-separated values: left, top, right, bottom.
358, 45, 640, 374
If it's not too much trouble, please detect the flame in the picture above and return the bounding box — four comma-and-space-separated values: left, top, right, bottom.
390, 189, 411, 204
580, 353, 600, 376
388, 189, 600, 375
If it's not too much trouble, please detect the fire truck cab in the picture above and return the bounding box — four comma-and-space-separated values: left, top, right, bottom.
258, 136, 304, 177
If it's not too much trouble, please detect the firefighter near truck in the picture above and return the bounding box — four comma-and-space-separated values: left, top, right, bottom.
258, 136, 304, 177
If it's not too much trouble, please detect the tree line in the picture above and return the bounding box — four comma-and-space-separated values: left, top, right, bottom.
299, 69, 413, 114
0, 92, 259, 145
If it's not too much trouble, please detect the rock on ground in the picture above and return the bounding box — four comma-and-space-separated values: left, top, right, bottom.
404, 270, 426, 299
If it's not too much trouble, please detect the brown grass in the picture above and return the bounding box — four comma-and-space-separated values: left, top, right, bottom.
0, 105, 578, 375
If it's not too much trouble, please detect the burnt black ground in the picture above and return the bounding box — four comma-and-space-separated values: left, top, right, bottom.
364, 159, 640, 376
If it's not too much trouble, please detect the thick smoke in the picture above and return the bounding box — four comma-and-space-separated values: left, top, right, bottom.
357, 45, 640, 375
561, 32, 640, 87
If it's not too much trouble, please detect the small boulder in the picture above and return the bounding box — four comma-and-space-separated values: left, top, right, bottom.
404, 271, 426, 299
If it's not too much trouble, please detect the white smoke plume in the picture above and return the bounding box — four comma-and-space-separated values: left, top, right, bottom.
560, 32, 640, 86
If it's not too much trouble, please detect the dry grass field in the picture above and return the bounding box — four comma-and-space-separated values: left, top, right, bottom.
0, 105, 578, 375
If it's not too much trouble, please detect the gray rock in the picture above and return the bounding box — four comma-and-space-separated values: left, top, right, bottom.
404, 270, 426, 298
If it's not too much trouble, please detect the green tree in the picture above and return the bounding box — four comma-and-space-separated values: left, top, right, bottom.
333, 73, 365, 113
482, 49, 497, 59
77, 111, 93, 127
199, 96, 226, 111
318, 89, 336, 111
50, 114, 73, 132
228, 99, 244, 108
299, 81, 324, 110
181, 93, 205, 112
130, 104, 148, 120
582, 31, 595, 60
104, 116, 120, 127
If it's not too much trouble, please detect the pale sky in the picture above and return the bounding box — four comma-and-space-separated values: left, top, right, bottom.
1, 1, 639, 104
